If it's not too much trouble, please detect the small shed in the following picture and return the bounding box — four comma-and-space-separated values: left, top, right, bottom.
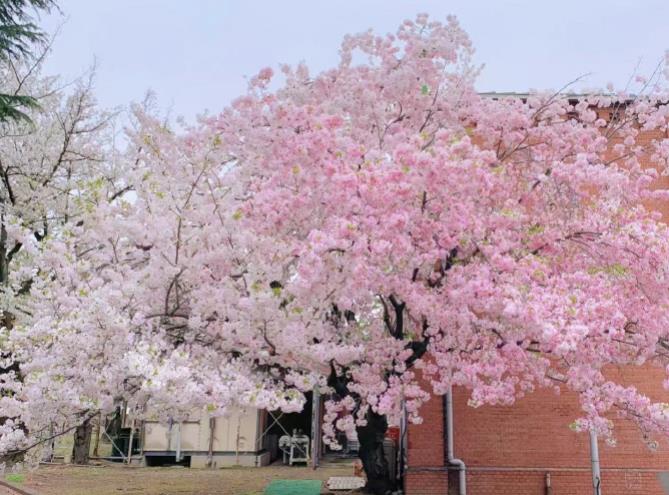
141, 407, 271, 467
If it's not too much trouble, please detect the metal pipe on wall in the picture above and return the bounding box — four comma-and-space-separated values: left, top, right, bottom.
590, 430, 602, 495
545, 472, 552, 495
399, 401, 408, 483
444, 385, 467, 495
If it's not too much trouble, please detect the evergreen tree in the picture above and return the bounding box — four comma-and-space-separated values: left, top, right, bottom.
0, 0, 54, 123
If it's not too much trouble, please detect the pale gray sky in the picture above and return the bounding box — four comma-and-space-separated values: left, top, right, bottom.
41, 0, 669, 121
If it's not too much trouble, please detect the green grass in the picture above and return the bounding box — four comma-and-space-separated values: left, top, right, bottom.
5, 473, 25, 484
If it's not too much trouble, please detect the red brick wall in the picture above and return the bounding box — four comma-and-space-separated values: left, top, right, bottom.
406, 114, 669, 494
406, 389, 448, 495
406, 366, 669, 495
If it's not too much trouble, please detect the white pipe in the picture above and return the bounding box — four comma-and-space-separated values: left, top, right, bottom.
545, 472, 552, 495
399, 401, 408, 482
446, 385, 466, 495
589, 430, 601, 495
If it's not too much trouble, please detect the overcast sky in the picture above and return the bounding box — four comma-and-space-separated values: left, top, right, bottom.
40, 0, 669, 122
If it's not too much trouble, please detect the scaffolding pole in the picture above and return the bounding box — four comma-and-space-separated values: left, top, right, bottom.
126, 417, 135, 465
311, 388, 321, 469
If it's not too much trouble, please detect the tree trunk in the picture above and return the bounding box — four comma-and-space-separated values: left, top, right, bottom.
72, 418, 93, 465
357, 410, 394, 495
92, 414, 101, 457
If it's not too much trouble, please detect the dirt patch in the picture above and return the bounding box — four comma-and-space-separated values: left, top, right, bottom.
13, 462, 357, 495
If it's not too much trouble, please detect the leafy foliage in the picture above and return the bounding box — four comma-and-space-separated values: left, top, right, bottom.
0, 0, 55, 123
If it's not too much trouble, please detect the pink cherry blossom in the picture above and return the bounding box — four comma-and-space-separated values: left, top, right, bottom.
6, 15, 669, 493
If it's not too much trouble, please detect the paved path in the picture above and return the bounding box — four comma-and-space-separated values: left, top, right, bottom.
0, 481, 35, 495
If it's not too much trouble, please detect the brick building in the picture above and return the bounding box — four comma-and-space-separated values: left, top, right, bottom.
404, 102, 669, 495
406, 367, 669, 495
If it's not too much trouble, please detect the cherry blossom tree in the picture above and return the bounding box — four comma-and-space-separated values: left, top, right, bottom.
9, 14, 669, 494
0, 54, 116, 466
1, 102, 307, 467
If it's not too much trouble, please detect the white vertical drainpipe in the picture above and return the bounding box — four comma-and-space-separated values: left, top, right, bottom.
446, 385, 467, 495
590, 430, 602, 495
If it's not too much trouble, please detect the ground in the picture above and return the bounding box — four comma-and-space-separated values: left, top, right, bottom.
5, 462, 358, 495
